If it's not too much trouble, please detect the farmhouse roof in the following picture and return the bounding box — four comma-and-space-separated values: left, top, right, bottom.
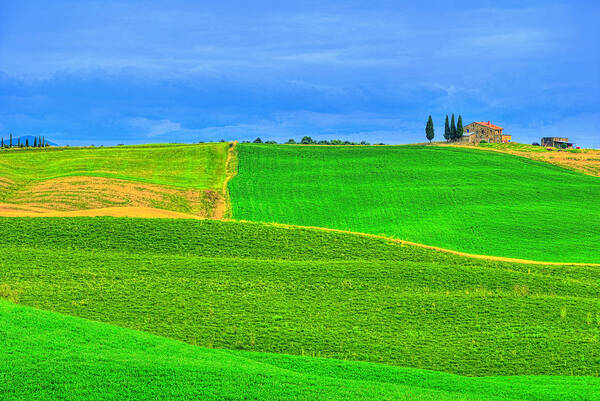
474, 121, 503, 130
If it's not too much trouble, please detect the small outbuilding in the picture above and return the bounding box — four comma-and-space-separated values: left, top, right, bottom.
541, 137, 574, 148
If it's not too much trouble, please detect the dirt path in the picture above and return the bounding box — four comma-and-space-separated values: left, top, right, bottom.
212, 141, 238, 219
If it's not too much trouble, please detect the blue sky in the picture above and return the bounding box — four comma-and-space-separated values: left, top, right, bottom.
1, 0, 599, 147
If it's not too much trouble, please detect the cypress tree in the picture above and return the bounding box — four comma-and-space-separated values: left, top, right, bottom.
450, 114, 456, 141
425, 115, 435, 143
25, 138, 29, 147
456, 115, 464, 141
444, 115, 450, 141
18, 138, 21, 147
9, 133, 12, 148
1, 138, 3, 148
34, 137, 38, 147
42, 136, 46, 147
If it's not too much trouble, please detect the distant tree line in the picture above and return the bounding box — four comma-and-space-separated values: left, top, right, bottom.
243, 136, 382, 145
1, 134, 49, 149
425, 114, 464, 143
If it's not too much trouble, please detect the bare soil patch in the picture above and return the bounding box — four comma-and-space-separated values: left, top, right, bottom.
1, 176, 222, 217
2, 206, 203, 219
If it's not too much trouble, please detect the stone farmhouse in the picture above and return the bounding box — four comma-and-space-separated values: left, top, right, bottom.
460, 121, 511, 144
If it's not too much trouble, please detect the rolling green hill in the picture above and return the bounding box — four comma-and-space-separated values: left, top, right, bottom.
229, 144, 600, 263
1, 217, 598, 377
2, 301, 599, 401
0, 143, 230, 216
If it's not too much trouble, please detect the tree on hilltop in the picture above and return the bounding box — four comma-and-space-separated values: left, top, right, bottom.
444, 115, 450, 141
285, 139, 296, 144
450, 114, 456, 141
253, 137, 263, 143
300, 136, 315, 144
425, 116, 435, 143
456, 115, 463, 141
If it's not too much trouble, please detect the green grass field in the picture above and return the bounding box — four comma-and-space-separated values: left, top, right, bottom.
1, 217, 598, 378
229, 144, 600, 263
0, 143, 228, 188
2, 143, 599, 399
2, 301, 599, 401
0, 143, 229, 215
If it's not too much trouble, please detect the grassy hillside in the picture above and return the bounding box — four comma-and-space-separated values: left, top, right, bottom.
0, 143, 229, 216
2, 301, 599, 401
229, 144, 600, 263
475, 142, 600, 177
437, 143, 600, 177
1, 217, 598, 376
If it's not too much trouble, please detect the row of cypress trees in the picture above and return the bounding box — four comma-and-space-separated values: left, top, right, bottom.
444, 114, 464, 142
425, 114, 464, 143
1, 134, 48, 148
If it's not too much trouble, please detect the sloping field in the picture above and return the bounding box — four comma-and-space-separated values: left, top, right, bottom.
229, 144, 600, 263
0, 143, 229, 217
1, 217, 598, 377
2, 301, 599, 401
474, 143, 600, 177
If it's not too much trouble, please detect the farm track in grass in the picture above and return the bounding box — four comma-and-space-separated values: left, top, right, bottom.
213, 141, 238, 219
0, 143, 229, 217
229, 144, 600, 263
1, 217, 599, 377
3, 301, 599, 401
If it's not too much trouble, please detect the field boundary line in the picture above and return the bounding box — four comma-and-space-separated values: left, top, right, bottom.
229, 219, 600, 267
1, 203, 596, 265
